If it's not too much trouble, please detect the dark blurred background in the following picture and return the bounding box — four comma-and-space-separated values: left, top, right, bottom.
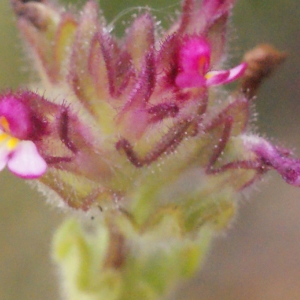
1, 0, 300, 299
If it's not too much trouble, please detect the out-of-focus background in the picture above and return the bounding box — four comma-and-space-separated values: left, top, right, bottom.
1, 0, 300, 299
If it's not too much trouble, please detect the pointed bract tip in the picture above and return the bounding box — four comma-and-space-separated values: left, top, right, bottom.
244, 136, 300, 187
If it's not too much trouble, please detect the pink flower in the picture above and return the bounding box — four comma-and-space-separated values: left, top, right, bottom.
0, 95, 47, 178
175, 37, 247, 88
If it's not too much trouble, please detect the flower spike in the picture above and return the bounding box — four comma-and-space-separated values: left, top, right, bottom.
6, 1, 300, 300
8, 0, 294, 212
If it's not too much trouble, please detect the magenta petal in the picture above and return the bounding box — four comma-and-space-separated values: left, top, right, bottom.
206, 62, 247, 86
0, 95, 31, 139
175, 72, 206, 88
7, 141, 47, 179
206, 70, 230, 86
221, 62, 247, 84
179, 37, 211, 73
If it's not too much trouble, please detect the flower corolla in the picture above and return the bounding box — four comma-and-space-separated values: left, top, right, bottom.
0, 95, 47, 178
176, 37, 247, 88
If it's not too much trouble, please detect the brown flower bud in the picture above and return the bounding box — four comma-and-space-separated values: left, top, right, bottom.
240, 44, 287, 98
